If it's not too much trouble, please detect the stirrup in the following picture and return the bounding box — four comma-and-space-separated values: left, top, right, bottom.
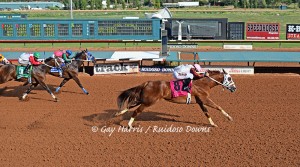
186, 93, 191, 104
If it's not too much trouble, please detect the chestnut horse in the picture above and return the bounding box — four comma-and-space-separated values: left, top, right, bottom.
115, 69, 237, 128
50, 49, 96, 95
0, 58, 59, 101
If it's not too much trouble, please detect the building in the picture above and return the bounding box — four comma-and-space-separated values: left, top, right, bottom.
0, 2, 64, 10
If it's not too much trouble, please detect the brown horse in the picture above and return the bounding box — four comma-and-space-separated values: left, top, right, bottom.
50, 49, 96, 95
115, 69, 237, 128
0, 58, 59, 101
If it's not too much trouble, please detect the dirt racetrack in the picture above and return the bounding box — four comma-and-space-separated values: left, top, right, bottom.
0, 73, 299, 166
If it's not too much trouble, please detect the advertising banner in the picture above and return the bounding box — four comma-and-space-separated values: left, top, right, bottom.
286, 24, 300, 40
246, 23, 280, 40
94, 63, 139, 74
140, 66, 254, 74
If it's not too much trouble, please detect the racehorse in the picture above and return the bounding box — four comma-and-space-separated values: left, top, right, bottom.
115, 69, 237, 128
49, 49, 96, 95
0, 58, 59, 102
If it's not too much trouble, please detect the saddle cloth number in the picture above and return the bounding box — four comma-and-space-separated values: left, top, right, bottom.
170, 79, 192, 98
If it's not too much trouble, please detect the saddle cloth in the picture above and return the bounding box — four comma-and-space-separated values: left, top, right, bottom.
16, 66, 30, 79
170, 79, 192, 98
50, 67, 62, 73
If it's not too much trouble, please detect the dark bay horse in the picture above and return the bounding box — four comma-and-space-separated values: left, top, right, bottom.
48, 49, 96, 95
0, 58, 59, 101
115, 69, 237, 128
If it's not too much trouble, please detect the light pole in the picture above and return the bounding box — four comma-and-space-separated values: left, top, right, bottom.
70, 0, 73, 19
176, 20, 184, 41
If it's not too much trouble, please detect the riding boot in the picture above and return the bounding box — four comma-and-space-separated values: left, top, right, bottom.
28, 76, 32, 84
186, 93, 191, 104
183, 78, 191, 93
24, 64, 30, 74
59, 68, 63, 77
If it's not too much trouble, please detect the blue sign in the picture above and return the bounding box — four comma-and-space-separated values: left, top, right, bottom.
140, 66, 174, 73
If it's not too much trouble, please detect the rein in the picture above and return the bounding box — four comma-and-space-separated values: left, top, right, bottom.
75, 59, 92, 62
43, 63, 56, 68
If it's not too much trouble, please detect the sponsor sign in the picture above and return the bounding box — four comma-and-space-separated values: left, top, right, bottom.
286, 24, 300, 40
168, 43, 198, 48
140, 66, 254, 74
94, 63, 139, 74
140, 66, 174, 73
199, 66, 254, 75
246, 23, 280, 40
223, 45, 253, 50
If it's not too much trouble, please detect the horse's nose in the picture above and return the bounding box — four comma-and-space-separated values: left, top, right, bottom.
230, 87, 237, 92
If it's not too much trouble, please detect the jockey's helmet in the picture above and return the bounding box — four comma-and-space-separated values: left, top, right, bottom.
0, 54, 3, 61
33, 52, 40, 59
193, 64, 201, 72
66, 50, 72, 56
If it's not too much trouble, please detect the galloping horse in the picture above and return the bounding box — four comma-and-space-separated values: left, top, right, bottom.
0, 58, 59, 101
48, 49, 96, 95
115, 69, 237, 128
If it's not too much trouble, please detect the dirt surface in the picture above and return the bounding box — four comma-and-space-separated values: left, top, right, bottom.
0, 72, 299, 166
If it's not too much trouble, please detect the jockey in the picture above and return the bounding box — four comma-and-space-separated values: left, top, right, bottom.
173, 63, 209, 81
0, 54, 10, 65
173, 63, 209, 104
62, 50, 74, 64
23, 52, 44, 74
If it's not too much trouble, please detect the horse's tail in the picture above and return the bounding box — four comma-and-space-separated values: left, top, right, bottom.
117, 82, 148, 110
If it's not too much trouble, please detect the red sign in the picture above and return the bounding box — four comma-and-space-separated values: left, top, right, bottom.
246, 23, 280, 40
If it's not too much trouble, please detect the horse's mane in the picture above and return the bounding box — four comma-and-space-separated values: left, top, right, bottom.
74, 51, 84, 60
44, 57, 53, 63
207, 70, 222, 76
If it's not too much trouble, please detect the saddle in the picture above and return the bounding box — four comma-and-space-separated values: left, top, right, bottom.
170, 78, 193, 104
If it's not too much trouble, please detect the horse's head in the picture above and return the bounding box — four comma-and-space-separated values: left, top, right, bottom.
221, 69, 236, 92
74, 49, 96, 64
208, 69, 237, 92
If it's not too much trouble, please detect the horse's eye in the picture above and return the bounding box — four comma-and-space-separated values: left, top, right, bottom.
228, 77, 232, 81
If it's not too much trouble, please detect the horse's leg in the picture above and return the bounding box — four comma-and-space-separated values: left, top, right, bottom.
195, 96, 218, 127
115, 108, 129, 116
23, 83, 38, 94
38, 80, 58, 102
21, 81, 39, 100
128, 104, 146, 129
115, 102, 141, 117
55, 78, 70, 93
205, 98, 233, 121
71, 75, 89, 95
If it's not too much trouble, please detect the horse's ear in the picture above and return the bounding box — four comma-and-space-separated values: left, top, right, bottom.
222, 68, 227, 74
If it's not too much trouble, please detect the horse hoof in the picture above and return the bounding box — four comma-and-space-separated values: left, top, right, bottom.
20, 96, 30, 102
55, 98, 59, 102
228, 116, 233, 121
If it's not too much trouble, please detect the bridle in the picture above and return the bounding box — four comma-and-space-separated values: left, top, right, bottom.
207, 73, 235, 90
